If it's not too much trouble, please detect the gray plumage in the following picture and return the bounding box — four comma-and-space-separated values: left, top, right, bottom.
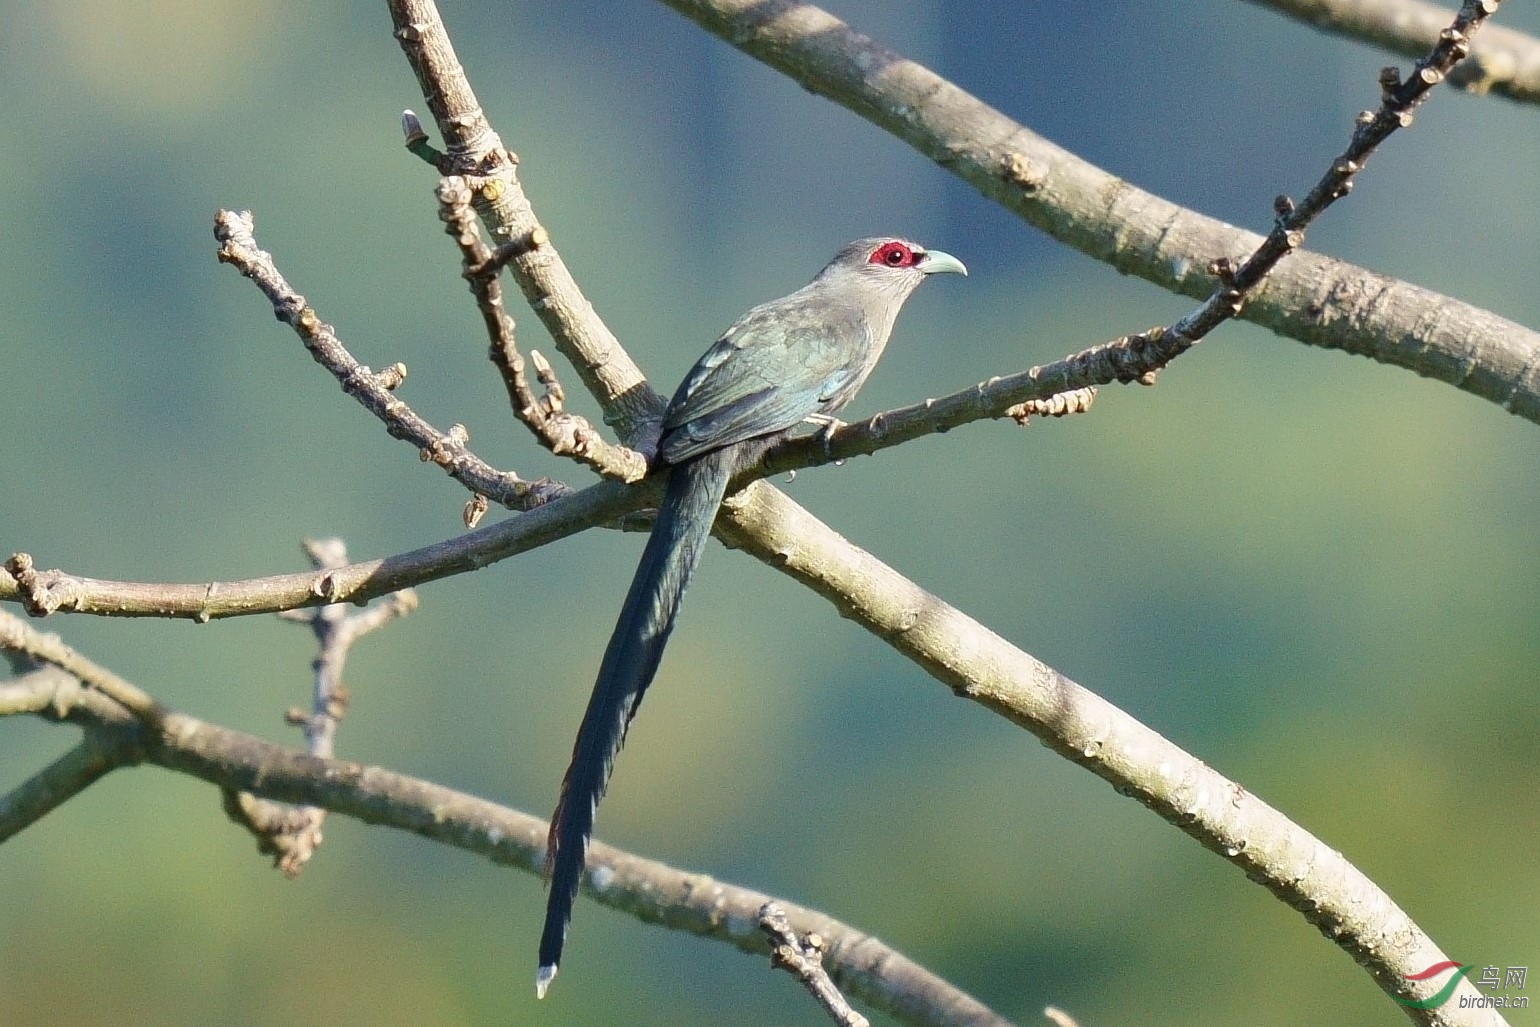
537, 237, 965, 996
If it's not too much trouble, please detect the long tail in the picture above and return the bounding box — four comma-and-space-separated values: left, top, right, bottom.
537, 445, 736, 996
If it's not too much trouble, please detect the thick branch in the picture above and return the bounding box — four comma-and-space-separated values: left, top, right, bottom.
1241, 0, 1540, 103
0, 671, 1012, 1027
656, 0, 1540, 426
0, 678, 129, 842
2, 479, 1500, 1021
0, 4, 1500, 1020
0, 738, 119, 837
388, 0, 664, 442
712, 484, 1500, 1026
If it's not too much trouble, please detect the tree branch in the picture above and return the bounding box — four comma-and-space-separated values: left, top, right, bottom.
45, 0, 1502, 622
0, 604, 163, 720
0, 739, 120, 841
0, 476, 636, 619
0, 4, 1505, 1022
434, 175, 649, 482
713, 483, 1501, 1025
226, 539, 419, 876
2, 489, 1502, 1024
0, 668, 1015, 1027
0, 675, 130, 843
388, 0, 665, 444
214, 209, 565, 514
1241, 0, 1540, 103
760, 903, 872, 1027
656, 0, 1540, 427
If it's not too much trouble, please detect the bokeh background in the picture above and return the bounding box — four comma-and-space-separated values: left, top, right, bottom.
2, 1, 1537, 1024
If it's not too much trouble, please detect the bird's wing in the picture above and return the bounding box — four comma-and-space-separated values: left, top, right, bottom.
659, 296, 868, 463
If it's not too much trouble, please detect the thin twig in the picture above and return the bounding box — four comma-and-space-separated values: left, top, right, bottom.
0, 604, 162, 721
213, 209, 564, 513
1160, 0, 1505, 357
0, 477, 634, 620
763, 377, 1107, 472
226, 539, 418, 876
0, 375, 1113, 618
753, 0, 1506, 470
434, 175, 648, 481
286, 538, 419, 763
1240, 0, 1540, 103
760, 903, 871, 1027
656, 0, 1540, 425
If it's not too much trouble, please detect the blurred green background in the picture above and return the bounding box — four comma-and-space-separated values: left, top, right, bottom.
2, 1, 1538, 1024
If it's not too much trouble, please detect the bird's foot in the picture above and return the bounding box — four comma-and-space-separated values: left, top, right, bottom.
803, 413, 845, 461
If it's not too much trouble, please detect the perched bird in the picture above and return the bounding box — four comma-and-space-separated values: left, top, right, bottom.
538, 237, 966, 996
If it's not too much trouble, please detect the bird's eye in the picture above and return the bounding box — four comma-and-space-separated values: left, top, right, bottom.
870, 242, 913, 268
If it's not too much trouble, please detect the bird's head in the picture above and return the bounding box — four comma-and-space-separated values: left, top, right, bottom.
816, 237, 968, 299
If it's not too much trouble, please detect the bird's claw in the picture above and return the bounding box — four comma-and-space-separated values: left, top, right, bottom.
804, 413, 845, 461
